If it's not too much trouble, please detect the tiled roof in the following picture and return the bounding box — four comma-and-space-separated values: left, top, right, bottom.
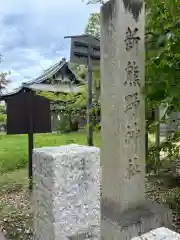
65, 34, 100, 42
23, 58, 72, 85
0, 58, 85, 100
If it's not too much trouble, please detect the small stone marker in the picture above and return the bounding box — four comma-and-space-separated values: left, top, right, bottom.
132, 227, 180, 240
100, 0, 172, 239
33, 144, 100, 240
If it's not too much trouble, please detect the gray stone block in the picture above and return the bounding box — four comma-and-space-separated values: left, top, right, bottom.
33, 144, 100, 240
132, 227, 180, 239
0, 232, 6, 240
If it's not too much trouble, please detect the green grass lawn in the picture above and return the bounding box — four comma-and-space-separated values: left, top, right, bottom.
0, 131, 156, 174
0, 131, 100, 174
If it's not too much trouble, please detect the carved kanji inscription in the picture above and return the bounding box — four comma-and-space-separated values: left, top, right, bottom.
124, 92, 140, 114
124, 61, 140, 87
124, 122, 140, 144
126, 156, 141, 179
124, 27, 141, 52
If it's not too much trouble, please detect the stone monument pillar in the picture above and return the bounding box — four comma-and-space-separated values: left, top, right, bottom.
100, 0, 172, 239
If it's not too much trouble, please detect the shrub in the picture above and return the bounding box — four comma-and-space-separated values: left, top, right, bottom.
57, 114, 79, 133
165, 187, 180, 214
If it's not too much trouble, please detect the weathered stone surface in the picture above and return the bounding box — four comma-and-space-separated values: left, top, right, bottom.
100, 0, 172, 239
101, 0, 146, 214
0, 232, 6, 240
33, 144, 100, 240
132, 227, 180, 239
101, 200, 172, 240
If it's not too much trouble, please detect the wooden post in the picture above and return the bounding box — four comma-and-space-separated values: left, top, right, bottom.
28, 91, 34, 191
155, 106, 160, 166
28, 132, 33, 190
87, 44, 93, 146
145, 98, 149, 165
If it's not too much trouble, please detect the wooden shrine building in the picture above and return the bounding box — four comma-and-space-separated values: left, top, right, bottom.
0, 58, 84, 134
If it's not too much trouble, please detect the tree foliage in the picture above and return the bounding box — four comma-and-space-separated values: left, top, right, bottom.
85, 13, 100, 39
0, 113, 6, 125
0, 56, 10, 95
0, 105, 5, 114
0, 105, 6, 125
145, 1, 180, 112
82, 0, 104, 4
0, 57, 10, 126
0, 72, 10, 95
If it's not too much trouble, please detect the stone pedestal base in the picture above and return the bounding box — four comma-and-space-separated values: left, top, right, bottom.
101, 201, 172, 240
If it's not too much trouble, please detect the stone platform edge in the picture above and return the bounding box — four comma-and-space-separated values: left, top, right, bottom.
101, 199, 172, 240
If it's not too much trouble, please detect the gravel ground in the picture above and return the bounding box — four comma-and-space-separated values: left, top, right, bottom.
146, 174, 180, 233
0, 174, 179, 239
0, 188, 32, 240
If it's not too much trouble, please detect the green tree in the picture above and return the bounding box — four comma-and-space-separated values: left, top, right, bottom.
85, 13, 100, 39
0, 72, 10, 95
0, 56, 10, 95
145, 0, 180, 111
0, 105, 6, 125
0, 113, 6, 125
0, 105, 5, 114
0, 57, 10, 127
